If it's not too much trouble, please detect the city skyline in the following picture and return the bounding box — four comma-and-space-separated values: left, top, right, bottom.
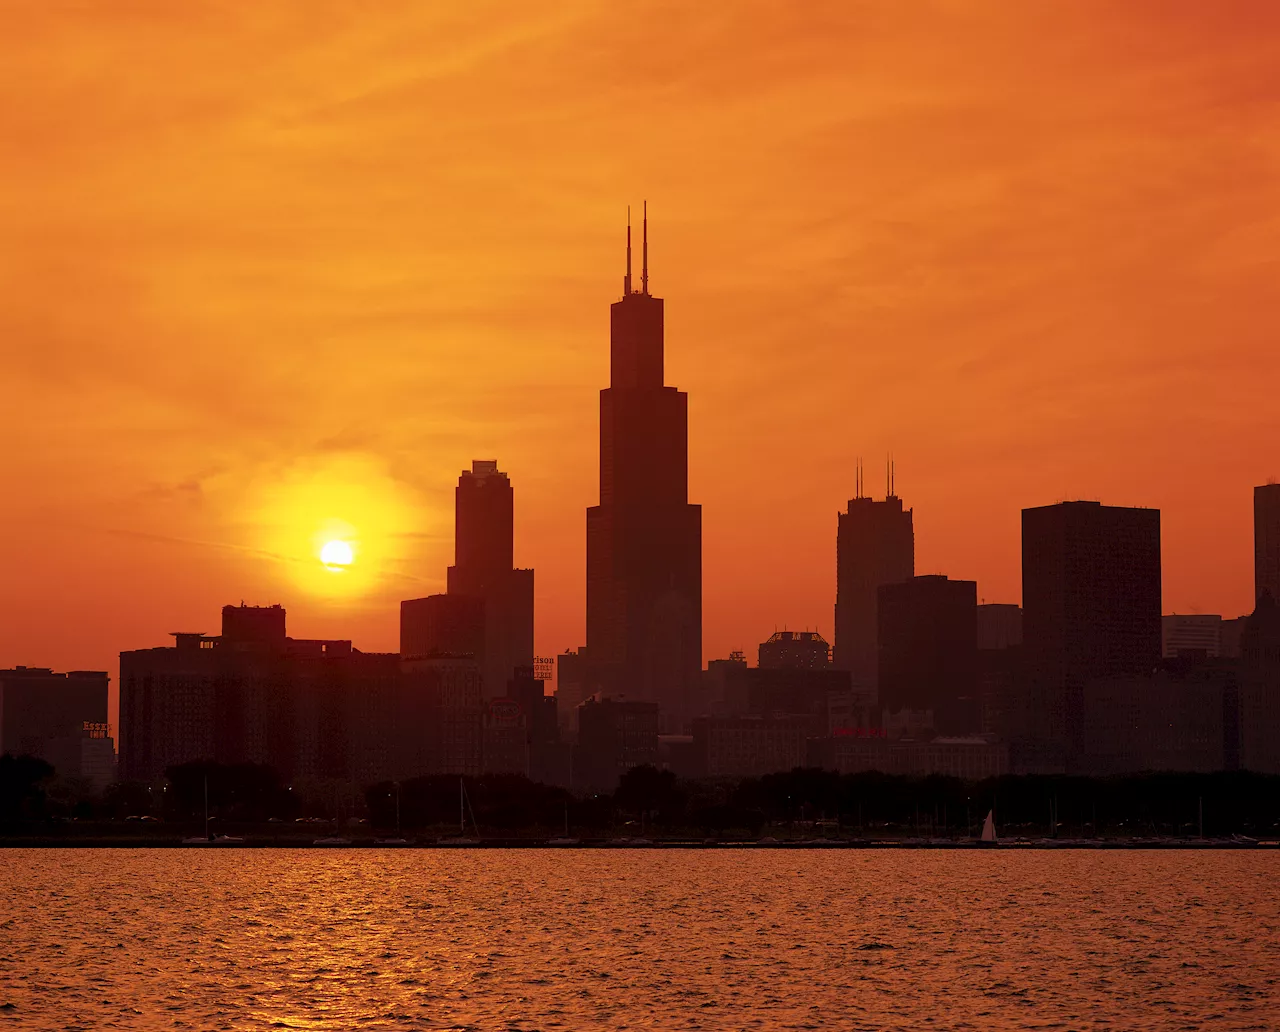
7, 9, 1280, 1031
4, 5, 1279, 706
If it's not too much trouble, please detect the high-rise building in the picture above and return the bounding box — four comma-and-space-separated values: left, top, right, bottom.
575, 696, 659, 792
554, 648, 590, 738
878, 575, 979, 734
1256, 483, 1280, 605
977, 603, 1022, 650
1161, 614, 1223, 658
833, 475, 914, 700
758, 630, 830, 670
402, 460, 534, 698
1022, 500, 1162, 771
1239, 592, 1280, 774
586, 209, 702, 731
0, 667, 115, 786
400, 594, 485, 662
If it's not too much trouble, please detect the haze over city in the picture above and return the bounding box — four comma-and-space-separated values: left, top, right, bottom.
8, 7, 1280, 1031
5, 4, 1279, 713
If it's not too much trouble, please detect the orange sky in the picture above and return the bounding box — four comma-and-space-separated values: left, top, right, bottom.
4, 3, 1279, 723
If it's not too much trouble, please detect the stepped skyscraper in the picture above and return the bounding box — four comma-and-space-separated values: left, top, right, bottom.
586, 207, 702, 730
833, 464, 915, 701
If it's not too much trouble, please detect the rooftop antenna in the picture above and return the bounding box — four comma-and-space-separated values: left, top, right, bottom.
891, 457, 896, 497
624, 206, 632, 295
886, 455, 891, 499
641, 200, 649, 295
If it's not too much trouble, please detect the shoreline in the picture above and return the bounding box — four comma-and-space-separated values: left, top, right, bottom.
2, 837, 1276, 850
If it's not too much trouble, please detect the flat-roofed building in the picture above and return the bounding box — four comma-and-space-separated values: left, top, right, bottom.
0, 666, 114, 786
691, 716, 809, 778
1162, 614, 1223, 658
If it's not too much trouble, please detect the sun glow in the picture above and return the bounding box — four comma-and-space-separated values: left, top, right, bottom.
320, 539, 354, 570
250, 453, 431, 600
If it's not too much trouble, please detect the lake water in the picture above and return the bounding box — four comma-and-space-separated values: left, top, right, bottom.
1, 849, 1277, 1030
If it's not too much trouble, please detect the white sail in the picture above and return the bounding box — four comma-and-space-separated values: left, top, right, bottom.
980, 810, 997, 843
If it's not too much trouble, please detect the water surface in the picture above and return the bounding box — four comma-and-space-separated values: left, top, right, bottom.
1, 849, 1277, 1030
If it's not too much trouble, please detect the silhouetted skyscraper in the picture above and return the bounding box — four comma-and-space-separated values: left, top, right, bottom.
758, 630, 831, 670
1256, 483, 1280, 605
402, 460, 534, 698
1022, 500, 1161, 771
833, 472, 914, 701
878, 575, 979, 733
586, 209, 702, 731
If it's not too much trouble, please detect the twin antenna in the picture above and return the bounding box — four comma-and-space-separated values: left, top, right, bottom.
852, 456, 896, 500
623, 201, 649, 296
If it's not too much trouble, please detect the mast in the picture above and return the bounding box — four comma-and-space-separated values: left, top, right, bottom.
624, 207, 632, 295
641, 200, 649, 295
203, 775, 209, 840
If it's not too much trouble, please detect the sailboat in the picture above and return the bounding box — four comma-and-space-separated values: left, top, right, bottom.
978, 809, 998, 846
549, 801, 579, 846
314, 784, 352, 845
375, 781, 409, 845
182, 776, 243, 844
439, 778, 480, 845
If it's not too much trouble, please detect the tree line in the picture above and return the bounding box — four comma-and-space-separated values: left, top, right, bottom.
4, 752, 1279, 838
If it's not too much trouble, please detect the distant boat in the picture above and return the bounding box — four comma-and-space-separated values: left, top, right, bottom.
979, 810, 998, 844
444, 778, 482, 845
183, 776, 242, 844
548, 837, 580, 846
373, 837, 410, 846
313, 836, 351, 846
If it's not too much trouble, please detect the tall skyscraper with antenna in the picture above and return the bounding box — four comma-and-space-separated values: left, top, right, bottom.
586, 206, 702, 731
833, 459, 914, 702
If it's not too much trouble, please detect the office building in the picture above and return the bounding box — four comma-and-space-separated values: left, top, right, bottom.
816, 733, 1008, 780
1239, 592, 1280, 774
575, 696, 659, 792
758, 630, 830, 670
554, 647, 591, 738
977, 603, 1022, 650
690, 716, 809, 779
1256, 483, 1280, 604
878, 575, 979, 734
400, 654, 484, 777
586, 210, 702, 731
1080, 656, 1238, 774
1022, 501, 1161, 771
1220, 617, 1246, 659
120, 604, 476, 784
402, 461, 534, 698
833, 477, 914, 700
400, 594, 484, 663
0, 667, 114, 786
1162, 614, 1223, 658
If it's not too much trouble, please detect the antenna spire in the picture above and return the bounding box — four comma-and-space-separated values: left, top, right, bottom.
624, 206, 632, 295
641, 200, 649, 295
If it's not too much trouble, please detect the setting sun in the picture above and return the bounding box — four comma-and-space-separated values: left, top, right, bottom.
320, 539, 354, 570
